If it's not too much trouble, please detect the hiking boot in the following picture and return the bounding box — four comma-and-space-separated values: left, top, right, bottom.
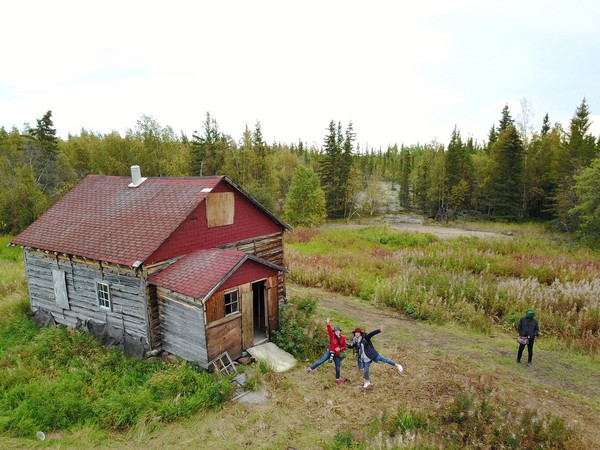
336, 379, 342, 385
396, 363, 403, 373
307, 367, 314, 374
363, 381, 371, 388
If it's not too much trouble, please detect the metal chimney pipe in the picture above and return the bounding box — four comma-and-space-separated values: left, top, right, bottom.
128, 165, 147, 187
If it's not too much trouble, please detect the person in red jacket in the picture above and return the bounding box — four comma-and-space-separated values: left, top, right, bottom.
306, 318, 347, 385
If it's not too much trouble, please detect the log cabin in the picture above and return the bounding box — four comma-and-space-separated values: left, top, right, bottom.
10, 166, 291, 368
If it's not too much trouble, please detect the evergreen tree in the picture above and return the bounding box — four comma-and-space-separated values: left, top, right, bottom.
320, 120, 344, 218
445, 126, 473, 212
26, 110, 59, 194
283, 165, 326, 227
523, 123, 562, 219
241, 122, 278, 211
553, 99, 597, 230
191, 112, 224, 176
571, 156, 600, 244
487, 124, 498, 153
488, 123, 524, 220
567, 98, 597, 171
445, 126, 464, 191
541, 113, 551, 137
498, 104, 514, 132
412, 153, 431, 215
340, 122, 357, 218
398, 146, 411, 208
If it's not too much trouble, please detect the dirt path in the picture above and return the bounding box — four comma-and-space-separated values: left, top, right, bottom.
322, 218, 512, 240
135, 284, 599, 449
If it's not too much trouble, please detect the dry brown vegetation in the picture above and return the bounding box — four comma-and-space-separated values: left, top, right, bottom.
6, 283, 592, 449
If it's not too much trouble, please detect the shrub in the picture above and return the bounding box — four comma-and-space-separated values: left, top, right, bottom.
0, 323, 231, 437
271, 296, 326, 360
324, 430, 366, 450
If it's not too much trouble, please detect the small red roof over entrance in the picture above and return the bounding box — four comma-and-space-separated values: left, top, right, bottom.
149, 248, 284, 301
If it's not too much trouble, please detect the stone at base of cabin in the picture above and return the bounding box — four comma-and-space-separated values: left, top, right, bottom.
237, 356, 254, 364
161, 352, 179, 363
31, 308, 57, 327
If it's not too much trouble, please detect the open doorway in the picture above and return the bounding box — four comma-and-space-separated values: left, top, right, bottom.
252, 280, 268, 345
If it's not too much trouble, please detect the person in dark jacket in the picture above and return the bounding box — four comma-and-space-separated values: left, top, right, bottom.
307, 318, 347, 385
517, 308, 539, 365
348, 327, 403, 388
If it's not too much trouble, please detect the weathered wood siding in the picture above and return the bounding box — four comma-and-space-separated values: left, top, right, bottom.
205, 290, 225, 323
241, 284, 254, 349
23, 249, 150, 346
267, 275, 279, 331
219, 232, 287, 301
156, 288, 208, 366
205, 315, 242, 361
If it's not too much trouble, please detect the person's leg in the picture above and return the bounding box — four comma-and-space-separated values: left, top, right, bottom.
357, 358, 364, 371
517, 344, 525, 362
310, 351, 330, 371
364, 361, 371, 380
375, 354, 403, 373
527, 338, 534, 363
334, 356, 342, 380
375, 354, 396, 365
363, 361, 372, 387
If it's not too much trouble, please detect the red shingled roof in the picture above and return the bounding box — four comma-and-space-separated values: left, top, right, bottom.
11, 175, 223, 266
148, 248, 248, 300
149, 248, 287, 301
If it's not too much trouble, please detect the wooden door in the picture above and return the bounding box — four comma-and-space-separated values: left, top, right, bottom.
242, 290, 254, 349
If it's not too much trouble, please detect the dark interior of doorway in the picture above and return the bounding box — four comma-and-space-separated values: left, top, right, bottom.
252, 280, 267, 342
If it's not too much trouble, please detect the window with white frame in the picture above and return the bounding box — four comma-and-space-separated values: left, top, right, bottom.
96, 281, 112, 311
224, 290, 239, 316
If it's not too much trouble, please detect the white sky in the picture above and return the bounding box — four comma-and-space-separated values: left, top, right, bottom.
1, 0, 599, 150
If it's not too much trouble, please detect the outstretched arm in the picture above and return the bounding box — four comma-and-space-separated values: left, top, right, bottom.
366, 329, 381, 340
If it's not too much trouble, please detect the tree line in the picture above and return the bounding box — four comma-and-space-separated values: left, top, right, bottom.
1, 100, 599, 244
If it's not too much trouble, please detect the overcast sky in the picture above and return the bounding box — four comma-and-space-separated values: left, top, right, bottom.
1, 0, 599, 150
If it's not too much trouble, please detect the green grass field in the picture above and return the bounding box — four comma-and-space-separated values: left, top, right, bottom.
1, 227, 599, 448
286, 226, 600, 354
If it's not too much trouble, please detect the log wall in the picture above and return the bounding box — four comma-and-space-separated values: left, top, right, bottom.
23, 249, 150, 347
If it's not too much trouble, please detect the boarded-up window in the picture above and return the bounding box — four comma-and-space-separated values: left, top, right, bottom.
206, 192, 234, 227
52, 269, 69, 309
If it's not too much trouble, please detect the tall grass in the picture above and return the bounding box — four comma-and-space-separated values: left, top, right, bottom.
322, 378, 587, 449
0, 323, 232, 437
286, 226, 600, 353
0, 235, 232, 438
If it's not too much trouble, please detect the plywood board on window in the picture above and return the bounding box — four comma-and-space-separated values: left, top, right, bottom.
52, 269, 69, 309
206, 192, 234, 227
